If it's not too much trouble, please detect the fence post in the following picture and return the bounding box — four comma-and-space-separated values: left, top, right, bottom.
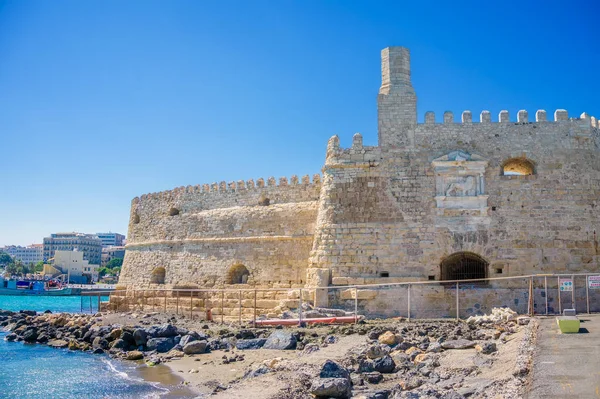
164, 290, 167, 313
529, 276, 534, 316
407, 284, 411, 321
238, 290, 242, 325
190, 291, 193, 319
558, 276, 561, 315
455, 282, 459, 321
176, 291, 179, 315
586, 275, 590, 314
253, 289, 257, 328
220, 291, 224, 324
544, 276, 548, 315
354, 287, 358, 324
152, 290, 156, 312
298, 289, 303, 326
571, 274, 576, 312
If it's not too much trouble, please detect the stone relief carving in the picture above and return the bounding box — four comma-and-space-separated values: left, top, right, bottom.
432, 151, 489, 211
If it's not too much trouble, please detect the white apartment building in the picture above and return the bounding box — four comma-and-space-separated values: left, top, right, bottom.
1, 245, 43, 264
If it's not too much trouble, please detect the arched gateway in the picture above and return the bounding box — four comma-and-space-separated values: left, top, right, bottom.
441, 252, 488, 282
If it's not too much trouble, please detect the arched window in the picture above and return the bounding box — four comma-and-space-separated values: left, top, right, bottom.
226, 264, 250, 284
441, 252, 488, 282
501, 158, 535, 176
150, 267, 166, 284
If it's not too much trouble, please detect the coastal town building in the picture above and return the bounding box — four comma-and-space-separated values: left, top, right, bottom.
0, 244, 43, 265
43, 233, 102, 266
101, 246, 126, 267
96, 232, 126, 247
43, 250, 98, 284
116, 47, 600, 317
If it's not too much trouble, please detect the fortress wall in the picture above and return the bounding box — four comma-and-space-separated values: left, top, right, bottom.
120, 175, 321, 290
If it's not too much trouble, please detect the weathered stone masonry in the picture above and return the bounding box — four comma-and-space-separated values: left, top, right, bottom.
118, 46, 600, 316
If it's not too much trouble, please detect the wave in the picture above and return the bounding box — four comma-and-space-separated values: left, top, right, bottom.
100, 357, 172, 398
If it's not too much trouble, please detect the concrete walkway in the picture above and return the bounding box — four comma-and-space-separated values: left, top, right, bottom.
527, 314, 600, 398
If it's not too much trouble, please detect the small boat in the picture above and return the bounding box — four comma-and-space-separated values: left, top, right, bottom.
0, 277, 80, 296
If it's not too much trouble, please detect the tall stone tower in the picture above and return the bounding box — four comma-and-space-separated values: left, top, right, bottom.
378, 47, 417, 148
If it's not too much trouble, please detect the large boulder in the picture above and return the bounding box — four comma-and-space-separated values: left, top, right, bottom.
151, 324, 178, 338
126, 350, 144, 360
92, 337, 109, 350
378, 331, 401, 346
263, 330, 297, 350
22, 328, 38, 343
120, 331, 136, 345
236, 338, 267, 350
183, 340, 208, 355
441, 339, 476, 350
372, 355, 395, 373
320, 360, 350, 380
179, 334, 197, 347
133, 329, 148, 347
309, 378, 351, 398
366, 344, 389, 359
146, 337, 175, 353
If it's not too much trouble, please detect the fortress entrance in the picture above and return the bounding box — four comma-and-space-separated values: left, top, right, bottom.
227, 264, 250, 284
441, 252, 488, 283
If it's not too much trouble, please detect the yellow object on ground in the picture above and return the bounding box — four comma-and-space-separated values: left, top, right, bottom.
556, 316, 580, 333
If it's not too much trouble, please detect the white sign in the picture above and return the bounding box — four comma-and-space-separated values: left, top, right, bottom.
559, 279, 573, 292
588, 276, 600, 289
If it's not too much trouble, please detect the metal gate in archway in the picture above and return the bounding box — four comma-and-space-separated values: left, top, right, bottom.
441, 252, 488, 282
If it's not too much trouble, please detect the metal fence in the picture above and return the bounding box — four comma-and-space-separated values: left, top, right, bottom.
80, 273, 600, 323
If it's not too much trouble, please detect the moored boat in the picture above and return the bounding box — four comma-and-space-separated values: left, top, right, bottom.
0, 277, 80, 296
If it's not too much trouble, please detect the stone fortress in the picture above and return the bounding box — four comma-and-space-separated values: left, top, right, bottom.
117, 47, 600, 317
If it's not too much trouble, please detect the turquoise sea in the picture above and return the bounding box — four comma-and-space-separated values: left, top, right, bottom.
0, 296, 187, 398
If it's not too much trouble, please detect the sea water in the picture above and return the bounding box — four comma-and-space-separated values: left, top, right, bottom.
0, 295, 101, 313
0, 296, 187, 399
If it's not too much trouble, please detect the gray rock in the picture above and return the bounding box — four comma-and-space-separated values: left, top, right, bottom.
155, 324, 178, 338
48, 339, 69, 348
183, 340, 207, 355
372, 355, 395, 373
111, 338, 128, 350
120, 331, 135, 345
5, 332, 17, 342
133, 329, 147, 346
179, 334, 198, 347
363, 371, 383, 384
441, 339, 476, 350
236, 338, 267, 350
309, 377, 351, 398
476, 342, 497, 354
146, 337, 175, 353
441, 392, 466, 399
22, 328, 38, 343
92, 336, 109, 350
366, 344, 389, 359
263, 330, 296, 350
426, 342, 443, 353
36, 334, 49, 343
320, 360, 350, 380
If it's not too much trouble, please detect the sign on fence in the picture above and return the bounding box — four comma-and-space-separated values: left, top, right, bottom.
588, 276, 600, 289
560, 279, 573, 292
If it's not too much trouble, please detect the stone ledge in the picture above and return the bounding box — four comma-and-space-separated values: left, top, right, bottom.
126, 235, 314, 249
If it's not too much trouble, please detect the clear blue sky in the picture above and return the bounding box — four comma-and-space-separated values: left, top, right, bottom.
0, 0, 598, 246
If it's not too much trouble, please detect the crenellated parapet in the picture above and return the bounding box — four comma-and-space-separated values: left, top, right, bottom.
324, 133, 382, 169
421, 109, 597, 125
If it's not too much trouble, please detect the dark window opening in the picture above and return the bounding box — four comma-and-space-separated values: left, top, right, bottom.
491, 206, 497, 211
428, 275, 435, 281
496, 268, 503, 274
379, 271, 389, 278
440, 252, 488, 284
227, 264, 250, 284
150, 267, 166, 284
169, 207, 180, 216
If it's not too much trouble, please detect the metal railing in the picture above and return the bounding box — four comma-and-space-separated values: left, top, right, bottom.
80, 272, 600, 323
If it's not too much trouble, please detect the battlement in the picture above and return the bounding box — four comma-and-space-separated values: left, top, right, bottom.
324, 133, 381, 166
136, 173, 322, 203
422, 109, 598, 125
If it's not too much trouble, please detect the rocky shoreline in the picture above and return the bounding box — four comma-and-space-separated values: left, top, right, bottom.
1, 307, 537, 398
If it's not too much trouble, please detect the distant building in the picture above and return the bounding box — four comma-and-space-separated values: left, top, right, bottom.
43, 233, 102, 265
101, 246, 126, 267
44, 250, 98, 284
96, 232, 126, 247
1, 245, 43, 264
